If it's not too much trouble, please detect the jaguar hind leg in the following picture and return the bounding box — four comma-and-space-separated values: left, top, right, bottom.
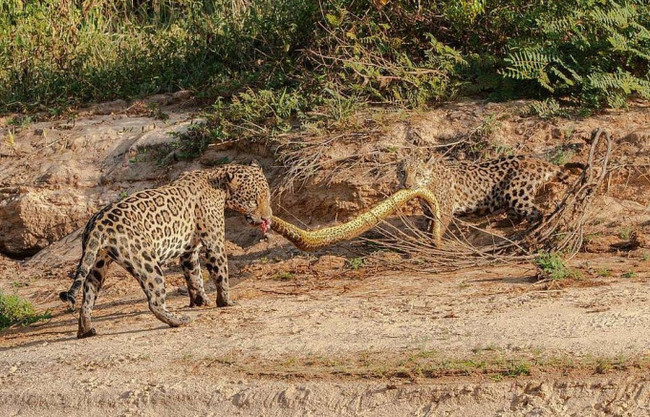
139, 264, 192, 327
506, 194, 543, 223
77, 253, 112, 338
504, 180, 545, 223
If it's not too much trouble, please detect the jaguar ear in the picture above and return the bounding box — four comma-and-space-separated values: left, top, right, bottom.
249, 159, 260, 168
225, 171, 239, 188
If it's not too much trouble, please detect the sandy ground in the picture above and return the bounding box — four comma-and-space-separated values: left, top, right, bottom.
1, 248, 649, 416
1, 99, 650, 415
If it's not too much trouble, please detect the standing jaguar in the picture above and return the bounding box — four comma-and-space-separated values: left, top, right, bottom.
400, 154, 584, 242
59, 162, 272, 338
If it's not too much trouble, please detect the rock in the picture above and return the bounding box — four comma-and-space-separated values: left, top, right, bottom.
37, 165, 81, 188
590, 196, 647, 226
311, 255, 346, 272
67, 135, 88, 151
147, 94, 172, 106
630, 230, 648, 249
0, 188, 94, 257
172, 90, 193, 102
619, 130, 650, 149
93, 99, 128, 115
551, 127, 564, 140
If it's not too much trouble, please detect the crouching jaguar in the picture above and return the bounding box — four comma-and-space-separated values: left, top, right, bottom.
401, 154, 585, 242
59, 162, 272, 338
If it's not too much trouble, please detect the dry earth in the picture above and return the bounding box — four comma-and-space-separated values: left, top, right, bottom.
1, 97, 649, 416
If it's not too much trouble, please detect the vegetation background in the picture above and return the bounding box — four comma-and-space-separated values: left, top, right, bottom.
1, 0, 648, 118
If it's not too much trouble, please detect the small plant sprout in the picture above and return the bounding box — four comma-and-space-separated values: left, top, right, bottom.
346, 257, 364, 270
618, 226, 633, 240
549, 148, 575, 166
4, 129, 15, 148
596, 269, 612, 277
506, 360, 531, 377
272, 272, 294, 281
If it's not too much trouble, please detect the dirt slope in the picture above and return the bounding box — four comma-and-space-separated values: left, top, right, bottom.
1, 98, 649, 416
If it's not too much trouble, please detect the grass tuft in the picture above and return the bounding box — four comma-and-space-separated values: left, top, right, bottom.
0, 292, 51, 330
345, 257, 364, 270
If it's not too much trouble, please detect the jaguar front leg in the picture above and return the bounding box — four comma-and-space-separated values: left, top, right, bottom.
204, 243, 236, 307
420, 198, 447, 248
180, 246, 211, 307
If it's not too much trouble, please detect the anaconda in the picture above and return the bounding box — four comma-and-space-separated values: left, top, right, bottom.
271, 188, 441, 251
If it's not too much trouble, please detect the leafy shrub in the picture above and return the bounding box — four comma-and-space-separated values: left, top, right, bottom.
502, 0, 650, 108
523, 98, 567, 119
0, 292, 51, 330
312, 6, 467, 107
534, 251, 580, 280
1, 0, 648, 117
0, 0, 318, 112
210, 88, 315, 139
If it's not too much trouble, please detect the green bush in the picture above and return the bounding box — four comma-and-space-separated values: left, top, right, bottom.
534, 251, 580, 280
502, 0, 650, 108
311, 5, 467, 107
0, 292, 51, 330
0, 0, 648, 115
0, 0, 318, 112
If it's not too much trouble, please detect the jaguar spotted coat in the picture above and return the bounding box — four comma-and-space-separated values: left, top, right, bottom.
59, 163, 272, 338
401, 154, 583, 242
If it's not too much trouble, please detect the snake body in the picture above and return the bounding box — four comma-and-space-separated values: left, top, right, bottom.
271, 188, 441, 251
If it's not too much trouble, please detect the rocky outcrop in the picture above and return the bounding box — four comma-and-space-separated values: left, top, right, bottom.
0, 105, 206, 259
1, 99, 649, 261
0, 187, 95, 258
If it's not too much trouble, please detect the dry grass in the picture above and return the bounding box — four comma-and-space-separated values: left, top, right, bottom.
184, 348, 650, 381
